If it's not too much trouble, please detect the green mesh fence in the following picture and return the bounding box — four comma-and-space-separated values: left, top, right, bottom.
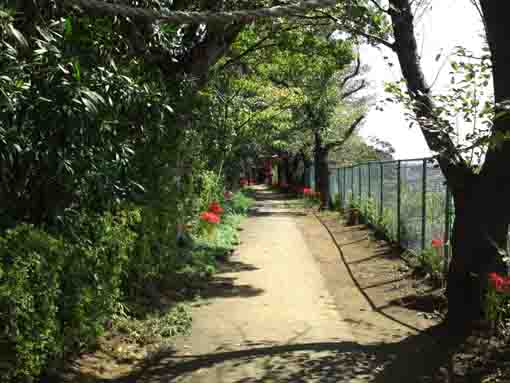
308, 158, 453, 255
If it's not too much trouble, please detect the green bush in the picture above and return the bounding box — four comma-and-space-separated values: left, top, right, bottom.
0, 225, 65, 382
58, 210, 137, 351
226, 191, 254, 215
0, 209, 138, 382
212, 214, 242, 251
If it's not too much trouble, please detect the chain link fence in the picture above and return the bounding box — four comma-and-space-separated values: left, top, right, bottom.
308, 158, 454, 256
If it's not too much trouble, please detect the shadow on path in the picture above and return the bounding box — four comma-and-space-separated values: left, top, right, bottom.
59, 324, 457, 383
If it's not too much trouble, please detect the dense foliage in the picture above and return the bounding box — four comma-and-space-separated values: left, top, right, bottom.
0, 5, 256, 380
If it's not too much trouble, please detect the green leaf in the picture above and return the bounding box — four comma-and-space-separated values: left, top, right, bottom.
64, 17, 73, 38
163, 105, 174, 113
72, 61, 81, 82
7, 24, 28, 48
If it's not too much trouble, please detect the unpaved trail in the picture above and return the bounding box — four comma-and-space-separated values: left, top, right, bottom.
131, 188, 447, 383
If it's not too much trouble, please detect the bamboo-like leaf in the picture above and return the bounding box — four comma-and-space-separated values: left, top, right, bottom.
7, 24, 28, 48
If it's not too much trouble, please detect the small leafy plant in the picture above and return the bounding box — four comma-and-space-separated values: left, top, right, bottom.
486, 273, 510, 329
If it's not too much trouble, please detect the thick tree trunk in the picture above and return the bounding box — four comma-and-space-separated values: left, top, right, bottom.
302, 154, 311, 187
283, 154, 291, 186
447, 179, 508, 332
388, 0, 510, 332
314, 131, 330, 209
289, 154, 301, 186
316, 149, 330, 209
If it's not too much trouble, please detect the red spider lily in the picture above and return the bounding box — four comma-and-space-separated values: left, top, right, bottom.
303, 188, 313, 195
208, 201, 224, 215
431, 238, 444, 248
489, 272, 510, 293
200, 211, 221, 224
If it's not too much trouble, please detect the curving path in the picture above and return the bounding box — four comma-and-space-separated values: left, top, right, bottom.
130, 187, 448, 383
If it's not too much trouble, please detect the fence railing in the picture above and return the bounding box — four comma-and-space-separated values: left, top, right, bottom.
309, 157, 454, 256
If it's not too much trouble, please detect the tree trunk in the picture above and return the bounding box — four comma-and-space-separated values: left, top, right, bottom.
386, 0, 510, 332
447, 179, 508, 333
316, 149, 330, 209
283, 154, 291, 186
314, 131, 330, 209
291, 154, 301, 185
302, 152, 311, 187
445, 1, 510, 332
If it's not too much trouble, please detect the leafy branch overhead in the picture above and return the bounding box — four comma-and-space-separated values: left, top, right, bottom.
64, 0, 340, 24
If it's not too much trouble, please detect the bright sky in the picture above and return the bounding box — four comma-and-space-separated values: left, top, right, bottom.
359, 0, 487, 159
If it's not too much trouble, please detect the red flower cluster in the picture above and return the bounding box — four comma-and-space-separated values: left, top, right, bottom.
208, 201, 224, 215
489, 272, 510, 293
431, 238, 444, 248
303, 187, 313, 195
200, 211, 220, 224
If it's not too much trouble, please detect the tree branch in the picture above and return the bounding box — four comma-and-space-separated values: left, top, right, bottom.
325, 115, 365, 150
341, 80, 367, 100
318, 11, 395, 50
339, 55, 361, 89
368, 0, 390, 14
64, 0, 341, 25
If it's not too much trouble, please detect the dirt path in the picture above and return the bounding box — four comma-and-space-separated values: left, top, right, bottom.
127, 188, 449, 383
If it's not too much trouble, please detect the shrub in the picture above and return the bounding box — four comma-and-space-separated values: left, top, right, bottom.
214, 214, 242, 250
0, 225, 65, 382
226, 191, 254, 215
58, 210, 137, 352
0, 209, 138, 382
486, 273, 510, 329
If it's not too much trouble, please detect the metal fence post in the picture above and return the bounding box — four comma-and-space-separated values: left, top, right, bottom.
379, 162, 384, 221
421, 159, 427, 251
344, 166, 347, 207
351, 166, 354, 204
358, 165, 362, 202
337, 168, 341, 208
368, 164, 371, 199
397, 160, 402, 244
